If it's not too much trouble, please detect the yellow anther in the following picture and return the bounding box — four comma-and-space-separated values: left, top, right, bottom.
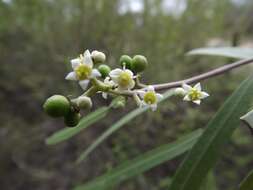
189, 89, 201, 101
75, 64, 92, 80
144, 91, 157, 105
118, 71, 132, 87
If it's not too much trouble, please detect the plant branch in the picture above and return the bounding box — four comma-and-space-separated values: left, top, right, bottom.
135, 75, 147, 88
151, 57, 253, 90
81, 58, 253, 98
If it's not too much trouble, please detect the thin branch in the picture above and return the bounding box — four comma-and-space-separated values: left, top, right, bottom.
79, 58, 253, 98
152, 57, 253, 91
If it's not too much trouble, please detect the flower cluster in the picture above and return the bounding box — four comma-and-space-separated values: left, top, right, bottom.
43, 49, 210, 127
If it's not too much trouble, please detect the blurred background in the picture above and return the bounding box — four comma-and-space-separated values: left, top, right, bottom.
1, 0, 253, 189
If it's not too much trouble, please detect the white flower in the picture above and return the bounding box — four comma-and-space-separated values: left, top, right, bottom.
137, 86, 163, 111
182, 83, 209, 105
102, 77, 115, 99
65, 50, 101, 90
109, 67, 135, 91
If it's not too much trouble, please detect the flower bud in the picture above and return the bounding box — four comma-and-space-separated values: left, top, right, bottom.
43, 95, 70, 118
64, 110, 81, 127
174, 88, 186, 96
76, 96, 92, 109
98, 64, 111, 78
91, 50, 106, 64
112, 96, 126, 109
131, 55, 148, 73
120, 55, 132, 70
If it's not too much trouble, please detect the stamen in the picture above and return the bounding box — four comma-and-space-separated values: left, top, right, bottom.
189, 89, 201, 101
118, 72, 132, 87
75, 64, 92, 80
144, 91, 157, 105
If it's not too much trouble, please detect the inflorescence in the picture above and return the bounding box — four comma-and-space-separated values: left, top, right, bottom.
43, 49, 209, 127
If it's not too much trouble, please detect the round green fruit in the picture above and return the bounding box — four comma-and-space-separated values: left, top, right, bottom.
64, 111, 81, 127
98, 64, 111, 78
120, 55, 132, 70
43, 95, 70, 117
131, 55, 148, 73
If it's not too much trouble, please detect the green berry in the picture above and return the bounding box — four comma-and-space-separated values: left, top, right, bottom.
131, 55, 148, 73
98, 64, 111, 78
64, 110, 81, 127
120, 55, 132, 70
43, 95, 70, 118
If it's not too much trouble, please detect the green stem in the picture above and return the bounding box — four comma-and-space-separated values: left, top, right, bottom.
84, 86, 99, 97
135, 75, 147, 88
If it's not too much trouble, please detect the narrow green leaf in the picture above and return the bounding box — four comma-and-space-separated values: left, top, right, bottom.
169, 74, 253, 190
200, 172, 217, 190
76, 90, 175, 163
239, 170, 253, 190
187, 47, 253, 59
46, 107, 110, 145
74, 129, 203, 190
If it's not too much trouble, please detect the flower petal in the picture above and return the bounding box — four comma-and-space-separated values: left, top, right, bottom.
156, 93, 163, 101
182, 83, 192, 92
128, 79, 135, 89
65, 72, 77, 80
194, 83, 201, 91
125, 69, 134, 77
109, 69, 123, 78
71, 58, 80, 69
200, 91, 209, 99
79, 80, 89, 90
83, 50, 93, 67
102, 92, 108, 99
150, 104, 157, 111
147, 85, 155, 92
140, 101, 146, 107
193, 100, 201, 105
104, 77, 115, 86
183, 95, 191, 101
91, 69, 101, 78
109, 69, 123, 83
137, 90, 146, 98
104, 77, 110, 83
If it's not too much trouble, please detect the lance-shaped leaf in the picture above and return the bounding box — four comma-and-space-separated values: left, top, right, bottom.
188, 47, 253, 59
46, 107, 110, 145
239, 169, 253, 190
200, 171, 217, 190
74, 129, 203, 190
169, 74, 253, 190
76, 90, 175, 163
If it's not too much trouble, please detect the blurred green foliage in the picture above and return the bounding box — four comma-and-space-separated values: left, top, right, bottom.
0, 0, 253, 189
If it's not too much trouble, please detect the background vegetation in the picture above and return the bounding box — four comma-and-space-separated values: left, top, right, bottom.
1, 0, 253, 189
